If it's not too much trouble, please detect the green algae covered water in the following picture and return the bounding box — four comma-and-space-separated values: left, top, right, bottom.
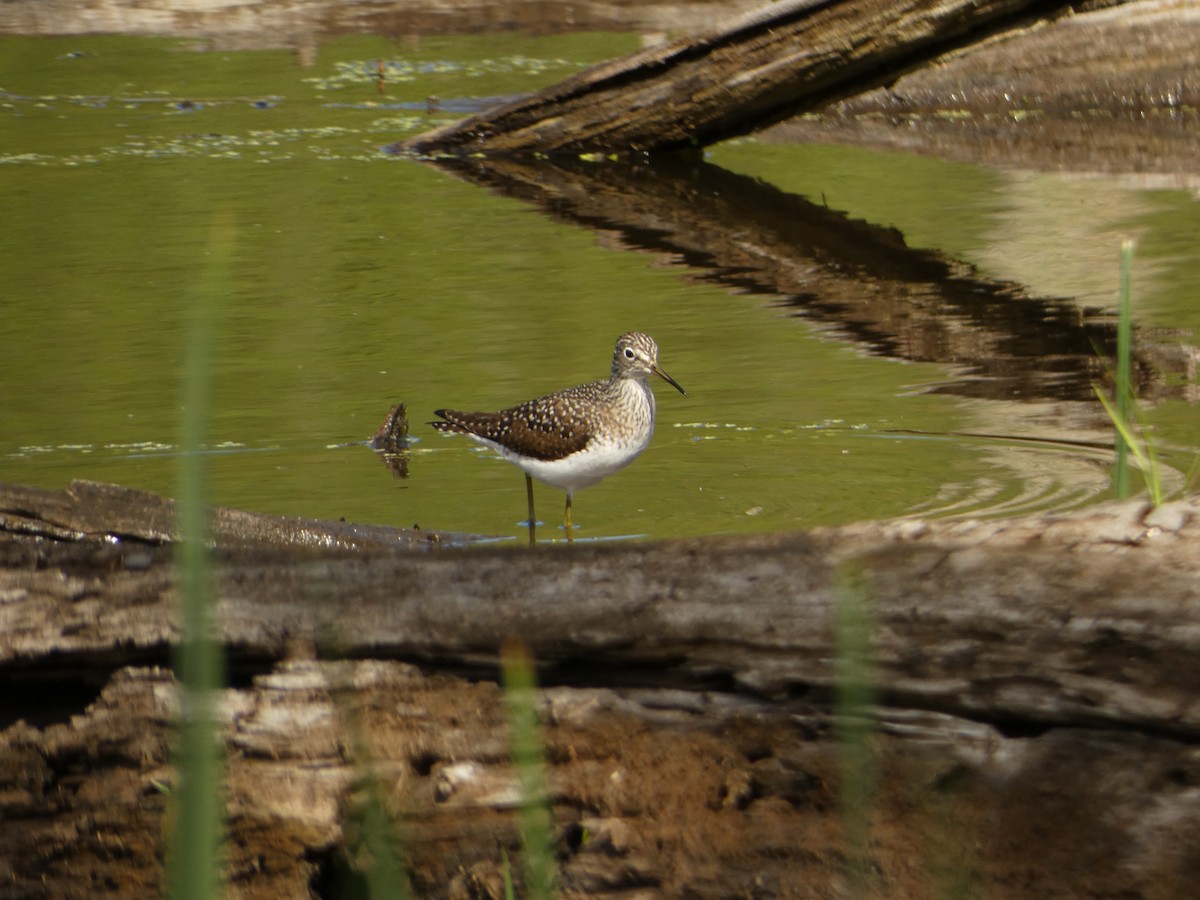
3, 33, 1199, 542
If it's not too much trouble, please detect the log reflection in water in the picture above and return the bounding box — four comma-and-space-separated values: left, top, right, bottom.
427, 154, 1190, 404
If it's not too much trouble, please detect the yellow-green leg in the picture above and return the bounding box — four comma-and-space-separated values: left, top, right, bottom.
525, 474, 536, 546
564, 492, 574, 543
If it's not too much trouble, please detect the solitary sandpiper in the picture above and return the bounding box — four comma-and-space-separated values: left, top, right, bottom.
432, 331, 686, 542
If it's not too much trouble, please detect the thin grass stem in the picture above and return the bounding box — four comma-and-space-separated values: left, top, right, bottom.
500, 637, 556, 900
167, 211, 232, 900
1094, 388, 1164, 505
1113, 240, 1135, 497
358, 768, 410, 900
1095, 240, 1166, 506
834, 565, 877, 897
336, 667, 412, 900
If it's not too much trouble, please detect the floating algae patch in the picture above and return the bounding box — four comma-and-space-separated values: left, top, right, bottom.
105, 126, 365, 163
1, 31, 635, 165
0, 104, 428, 165
304, 54, 580, 92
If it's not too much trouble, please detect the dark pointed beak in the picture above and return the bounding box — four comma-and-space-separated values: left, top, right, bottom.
652, 363, 686, 396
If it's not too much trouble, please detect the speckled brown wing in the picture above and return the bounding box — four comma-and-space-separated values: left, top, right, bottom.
433, 382, 602, 462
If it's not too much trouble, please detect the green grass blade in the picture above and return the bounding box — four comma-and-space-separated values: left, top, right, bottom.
835, 565, 878, 897
1094, 387, 1163, 505
501, 848, 517, 900
1113, 240, 1135, 497
167, 212, 231, 900
325, 658, 413, 899
359, 770, 410, 900
500, 637, 556, 900
1099, 240, 1166, 505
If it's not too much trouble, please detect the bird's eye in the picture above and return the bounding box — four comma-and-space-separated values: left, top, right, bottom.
623, 347, 635, 359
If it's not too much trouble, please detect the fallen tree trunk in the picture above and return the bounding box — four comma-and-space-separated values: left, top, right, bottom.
4, 480, 1199, 735
3, 480, 1200, 897
393, 0, 1125, 156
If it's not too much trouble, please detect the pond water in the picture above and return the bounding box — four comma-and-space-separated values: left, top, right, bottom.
2, 32, 1199, 542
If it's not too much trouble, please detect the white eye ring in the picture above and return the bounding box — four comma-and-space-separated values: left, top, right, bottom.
623, 347, 635, 359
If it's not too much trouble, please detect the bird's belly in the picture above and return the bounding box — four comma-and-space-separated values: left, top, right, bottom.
502, 438, 648, 493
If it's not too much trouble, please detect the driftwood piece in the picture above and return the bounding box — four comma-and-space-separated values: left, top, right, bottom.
3, 479, 1200, 897
393, 0, 1121, 156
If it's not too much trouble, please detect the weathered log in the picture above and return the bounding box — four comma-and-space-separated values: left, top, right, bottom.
3, 480, 1200, 735
4, 479, 1200, 897
393, 0, 1124, 156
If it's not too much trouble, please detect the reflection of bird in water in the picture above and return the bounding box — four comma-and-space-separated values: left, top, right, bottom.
370, 402, 410, 479
432, 332, 685, 543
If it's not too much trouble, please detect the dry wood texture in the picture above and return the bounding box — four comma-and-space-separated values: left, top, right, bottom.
394, 0, 1117, 156
2, 480, 1200, 896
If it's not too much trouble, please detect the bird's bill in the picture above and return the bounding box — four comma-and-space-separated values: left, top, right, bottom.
653, 363, 686, 395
